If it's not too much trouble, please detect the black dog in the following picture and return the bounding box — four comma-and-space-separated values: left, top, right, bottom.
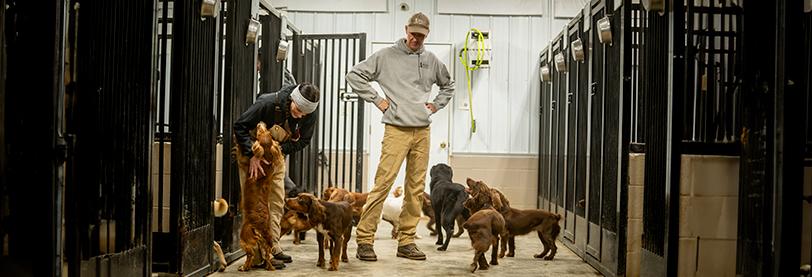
429, 163, 471, 251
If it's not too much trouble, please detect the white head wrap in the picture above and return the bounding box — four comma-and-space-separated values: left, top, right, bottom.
290, 85, 318, 114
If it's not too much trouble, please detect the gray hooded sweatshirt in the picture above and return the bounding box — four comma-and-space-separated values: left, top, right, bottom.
347, 38, 455, 127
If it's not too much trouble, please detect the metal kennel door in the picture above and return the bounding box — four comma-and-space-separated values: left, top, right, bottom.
62, 1, 155, 276
291, 33, 367, 196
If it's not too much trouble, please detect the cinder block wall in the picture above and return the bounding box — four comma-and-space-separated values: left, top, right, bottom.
150, 143, 224, 233
449, 155, 539, 209
677, 155, 739, 277
625, 154, 740, 277
626, 154, 645, 277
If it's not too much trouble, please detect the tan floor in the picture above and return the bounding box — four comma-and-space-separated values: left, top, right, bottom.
213, 219, 602, 277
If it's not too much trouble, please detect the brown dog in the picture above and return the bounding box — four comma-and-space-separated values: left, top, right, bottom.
322, 187, 368, 224
233, 122, 285, 271
280, 209, 312, 245
466, 178, 561, 260
286, 193, 353, 271
462, 207, 506, 273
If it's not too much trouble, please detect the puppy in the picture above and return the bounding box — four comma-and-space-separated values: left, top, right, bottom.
212, 198, 229, 272
466, 178, 561, 260
462, 208, 506, 273
286, 193, 353, 271
429, 163, 471, 251
381, 186, 405, 239
233, 122, 285, 271
280, 209, 312, 245
423, 192, 465, 238
322, 187, 368, 225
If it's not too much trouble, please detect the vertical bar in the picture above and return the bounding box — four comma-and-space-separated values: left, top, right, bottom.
356, 33, 366, 192
333, 38, 347, 189
319, 38, 327, 191
342, 38, 349, 189
158, 0, 168, 234
330, 39, 341, 187
348, 38, 356, 192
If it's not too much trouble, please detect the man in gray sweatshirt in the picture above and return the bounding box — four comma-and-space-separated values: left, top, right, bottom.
347, 12, 455, 261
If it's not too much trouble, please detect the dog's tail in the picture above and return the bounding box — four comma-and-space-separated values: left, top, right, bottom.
214, 198, 229, 217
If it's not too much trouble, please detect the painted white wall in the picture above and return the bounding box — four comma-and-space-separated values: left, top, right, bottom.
280, 0, 579, 154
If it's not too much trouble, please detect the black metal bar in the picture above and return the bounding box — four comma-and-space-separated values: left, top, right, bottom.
158, 0, 169, 236
341, 38, 348, 188
319, 38, 326, 191
356, 33, 366, 192
666, 1, 685, 275
349, 38, 357, 192
328, 38, 335, 189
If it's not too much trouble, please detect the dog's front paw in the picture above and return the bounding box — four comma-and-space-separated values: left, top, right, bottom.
437, 246, 447, 251
490, 259, 499, 265
328, 266, 338, 271
342, 257, 349, 263
543, 256, 554, 260
435, 240, 443, 246
316, 260, 325, 268
507, 252, 515, 257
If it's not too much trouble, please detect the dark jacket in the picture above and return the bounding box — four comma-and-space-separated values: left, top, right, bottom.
233, 84, 317, 157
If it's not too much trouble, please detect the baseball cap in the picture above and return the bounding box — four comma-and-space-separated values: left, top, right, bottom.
406, 12, 430, 36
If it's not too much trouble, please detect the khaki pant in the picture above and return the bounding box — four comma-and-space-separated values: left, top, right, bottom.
239, 159, 286, 255
356, 124, 430, 247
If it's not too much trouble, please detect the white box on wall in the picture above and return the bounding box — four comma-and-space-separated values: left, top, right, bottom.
286, 0, 387, 12
437, 0, 543, 16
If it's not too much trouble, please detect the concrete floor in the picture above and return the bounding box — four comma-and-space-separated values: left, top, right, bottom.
214, 219, 602, 277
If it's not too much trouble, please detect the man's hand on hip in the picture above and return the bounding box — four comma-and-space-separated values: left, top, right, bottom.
249, 156, 270, 180
376, 99, 390, 112
425, 103, 437, 113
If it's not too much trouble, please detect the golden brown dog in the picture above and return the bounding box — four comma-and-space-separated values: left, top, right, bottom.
280, 209, 312, 245
234, 122, 285, 271
286, 193, 353, 271
322, 187, 368, 225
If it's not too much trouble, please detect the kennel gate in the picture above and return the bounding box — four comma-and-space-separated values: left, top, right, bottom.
537, 1, 633, 276
214, 0, 266, 266
63, 0, 157, 276
736, 0, 807, 275
538, 47, 551, 212
290, 33, 367, 197
1, 0, 69, 276
152, 0, 219, 275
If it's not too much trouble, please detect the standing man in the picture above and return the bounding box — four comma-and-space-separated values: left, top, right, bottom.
347, 12, 455, 261
233, 82, 320, 269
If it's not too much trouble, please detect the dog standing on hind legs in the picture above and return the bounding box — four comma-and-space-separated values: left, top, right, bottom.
233, 122, 285, 271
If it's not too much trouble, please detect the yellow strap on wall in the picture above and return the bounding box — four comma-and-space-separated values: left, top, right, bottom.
459, 28, 485, 134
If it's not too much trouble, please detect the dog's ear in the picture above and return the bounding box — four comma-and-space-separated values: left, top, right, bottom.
307, 195, 326, 224
490, 191, 503, 211
342, 193, 354, 204
466, 178, 476, 188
